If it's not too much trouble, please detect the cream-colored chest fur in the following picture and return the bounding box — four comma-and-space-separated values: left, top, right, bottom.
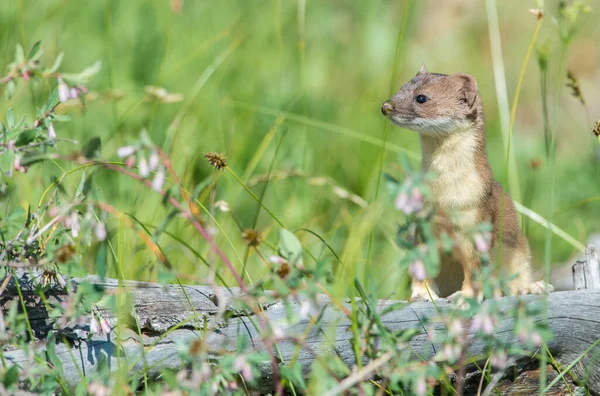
420, 132, 485, 230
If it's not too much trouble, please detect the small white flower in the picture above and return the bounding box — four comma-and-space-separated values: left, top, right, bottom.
490, 350, 508, 369
233, 356, 254, 381
58, 78, 70, 103
395, 184, 424, 215
14, 156, 21, 171
95, 222, 107, 241
70, 87, 79, 99
531, 331, 543, 346
138, 156, 150, 177
472, 311, 496, 335
56, 273, 67, 289
65, 212, 80, 237
48, 123, 57, 140
99, 318, 111, 335
272, 326, 284, 339
409, 260, 427, 281
414, 377, 427, 396
269, 255, 287, 264
473, 232, 491, 253
214, 200, 230, 212
448, 319, 463, 338
89, 316, 99, 334
117, 146, 136, 158
152, 169, 165, 192
148, 151, 160, 171
299, 300, 311, 320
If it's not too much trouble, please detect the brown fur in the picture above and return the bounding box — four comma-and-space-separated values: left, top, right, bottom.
382, 65, 551, 300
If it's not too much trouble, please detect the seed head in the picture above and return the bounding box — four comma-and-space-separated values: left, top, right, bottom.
204, 152, 227, 170
566, 70, 585, 105
529, 8, 544, 20
276, 262, 290, 280
242, 229, 262, 247
529, 158, 542, 170
593, 120, 600, 140
56, 244, 75, 264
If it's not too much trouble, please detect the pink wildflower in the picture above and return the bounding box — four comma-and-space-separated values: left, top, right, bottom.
409, 260, 427, 281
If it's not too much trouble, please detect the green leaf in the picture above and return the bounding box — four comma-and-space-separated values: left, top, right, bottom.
272, 276, 289, 297
2, 365, 18, 388
152, 209, 179, 242
63, 60, 102, 84
5, 80, 16, 100
47, 52, 64, 74
6, 108, 14, 129
27, 41, 42, 60
46, 333, 64, 377
14, 114, 26, 129
161, 185, 173, 207
191, 174, 216, 201
139, 128, 153, 147
44, 88, 59, 112
51, 113, 71, 122
280, 364, 306, 389
279, 228, 303, 264
82, 174, 94, 196
75, 172, 87, 199
81, 136, 101, 159
15, 128, 38, 146
20, 152, 52, 167
14, 44, 24, 63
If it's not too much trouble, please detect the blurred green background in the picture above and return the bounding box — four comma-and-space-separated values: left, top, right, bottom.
1, 0, 598, 297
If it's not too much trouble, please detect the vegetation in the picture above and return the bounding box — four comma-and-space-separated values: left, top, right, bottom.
0, 0, 598, 394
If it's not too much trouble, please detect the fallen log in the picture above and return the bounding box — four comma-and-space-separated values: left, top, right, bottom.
2, 246, 599, 394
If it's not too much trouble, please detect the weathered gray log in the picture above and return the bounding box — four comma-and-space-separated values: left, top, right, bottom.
1, 273, 599, 394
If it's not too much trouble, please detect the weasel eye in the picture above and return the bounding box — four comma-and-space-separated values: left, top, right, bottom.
415, 94, 428, 104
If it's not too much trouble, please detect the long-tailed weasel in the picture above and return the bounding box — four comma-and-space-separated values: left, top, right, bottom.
381, 64, 552, 301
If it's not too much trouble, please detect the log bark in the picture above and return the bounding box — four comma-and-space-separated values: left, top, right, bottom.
2, 272, 599, 394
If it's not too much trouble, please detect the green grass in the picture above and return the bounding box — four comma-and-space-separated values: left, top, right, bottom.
1, 0, 599, 299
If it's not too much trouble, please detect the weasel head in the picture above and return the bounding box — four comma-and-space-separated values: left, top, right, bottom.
381, 64, 482, 136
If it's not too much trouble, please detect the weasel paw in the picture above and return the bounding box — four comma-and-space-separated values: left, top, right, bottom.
447, 288, 482, 309
520, 281, 554, 295
409, 287, 439, 302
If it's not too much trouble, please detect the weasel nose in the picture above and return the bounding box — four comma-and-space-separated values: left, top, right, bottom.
381, 101, 393, 116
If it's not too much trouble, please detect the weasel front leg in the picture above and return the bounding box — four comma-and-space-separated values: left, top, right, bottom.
447, 244, 482, 304
410, 279, 440, 302
501, 241, 554, 296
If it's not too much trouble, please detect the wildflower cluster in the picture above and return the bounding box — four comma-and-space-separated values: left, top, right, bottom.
117, 135, 166, 192
1, 42, 101, 179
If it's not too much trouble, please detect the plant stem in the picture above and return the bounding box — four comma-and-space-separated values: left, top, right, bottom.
486, 0, 522, 202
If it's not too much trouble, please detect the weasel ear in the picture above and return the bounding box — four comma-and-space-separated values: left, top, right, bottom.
417, 63, 428, 75
452, 73, 479, 109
